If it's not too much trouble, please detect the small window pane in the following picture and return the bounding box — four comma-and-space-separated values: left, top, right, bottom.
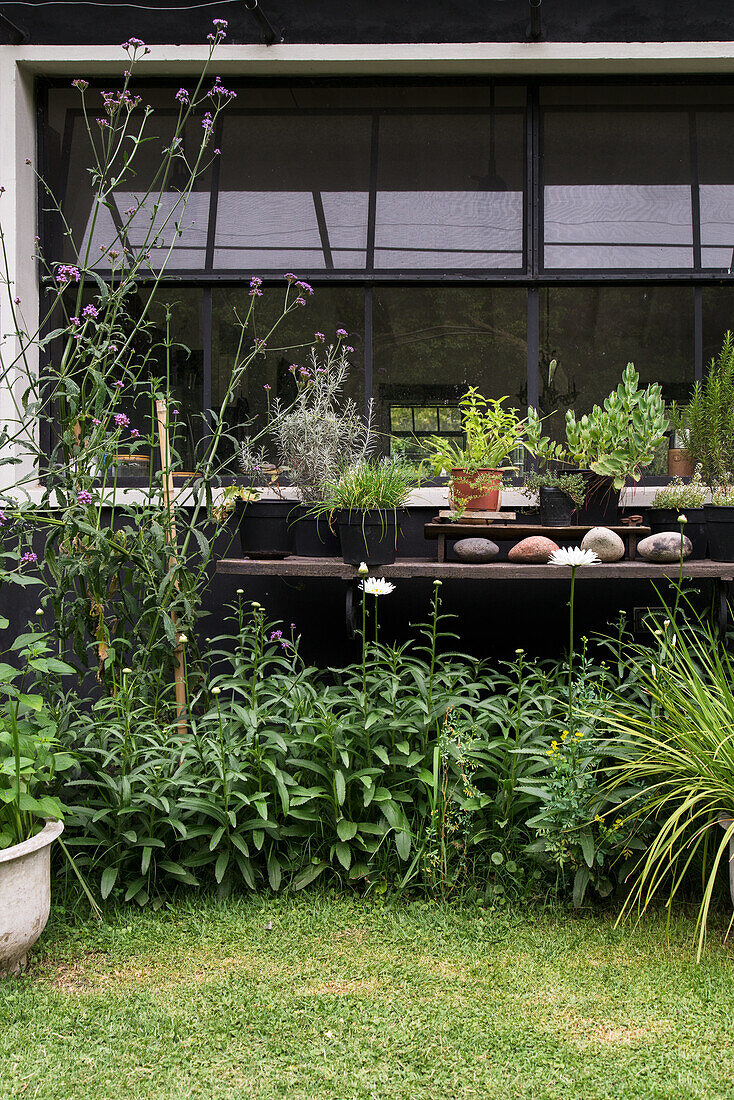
538, 287, 695, 443
375, 113, 524, 270
47, 91, 212, 273
698, 112, 734, 271
214, 115, 371, 271
543, 109, 693, 270
212, 287, 365, 465
373, 288, 527, 457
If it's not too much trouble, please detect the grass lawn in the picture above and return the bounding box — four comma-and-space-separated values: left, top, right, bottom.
2, 896, 734, 1100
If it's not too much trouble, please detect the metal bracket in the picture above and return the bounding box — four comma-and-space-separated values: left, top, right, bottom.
0, 9, 29, 43
527, 0, 543, 41
715, 577, 730, 640
244, 0, 284, 45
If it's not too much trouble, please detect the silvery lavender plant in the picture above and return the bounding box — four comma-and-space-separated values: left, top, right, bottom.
266, 341, 373, 503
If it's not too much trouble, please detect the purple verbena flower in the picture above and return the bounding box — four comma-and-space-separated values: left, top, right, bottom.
56, 264, 81, 285
202, 111, 214, 134
131, 428, 140, 439
13, 297, 20, 305
72, 79, 89, 91
263, 384, 271, 391
82, 304, 98, 320
0, 512, 7, 527
284, 272, 296, 283
77, 489, 93, 505
295, 297, 306, 307
114, 412, 130, 429
336, 328, 348, 337
314, 332, 325, 342
269, 630, 283, 642
250, 276, 262, 288
21, 551, 37, 565
175, 87, 190, 105
113, 380, 124, 389
295, 280, 314, 296
92, 418, 101, 426
172, 409, 179, 417
345, 345, 354, 353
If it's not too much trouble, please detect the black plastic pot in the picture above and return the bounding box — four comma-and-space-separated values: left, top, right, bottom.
539, 487, 574, 527
235, 499, 293, 559
292, 506, 340, 557
648, 507, 707, 559
705, 505, 734, 562
575, 472, 620, 526
336, 508, 399, 566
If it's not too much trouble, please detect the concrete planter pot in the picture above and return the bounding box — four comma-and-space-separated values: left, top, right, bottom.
0, 820, 64, 977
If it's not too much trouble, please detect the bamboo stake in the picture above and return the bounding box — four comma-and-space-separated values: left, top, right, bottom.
156, 399, 187, 736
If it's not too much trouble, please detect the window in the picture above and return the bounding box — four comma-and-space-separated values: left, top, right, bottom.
44, 80, 734, 470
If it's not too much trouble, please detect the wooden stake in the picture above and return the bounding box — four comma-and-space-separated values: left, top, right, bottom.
156, 399, 187, 736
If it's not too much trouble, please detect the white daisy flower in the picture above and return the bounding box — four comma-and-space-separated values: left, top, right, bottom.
360, 577, 395, 596
548, 546, 601, 568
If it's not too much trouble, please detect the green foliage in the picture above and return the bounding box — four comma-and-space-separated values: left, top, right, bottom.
422, 387, 527, 475
0, 627, 75, 849
268, 344, 373, 503
51, 586, 656, 908
650, 470, 706, 510
522, 469, 586, 507
600, 612, 734, 959
527, 364, 669, 489
316, 458, 417, 512
525, 653, 648, 907
683, 331, 734, 485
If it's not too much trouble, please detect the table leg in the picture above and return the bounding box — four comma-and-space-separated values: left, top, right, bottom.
345, 580, 358, 638
437, 534, 446, 563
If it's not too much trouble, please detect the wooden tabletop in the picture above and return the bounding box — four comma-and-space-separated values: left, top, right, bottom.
216, 557, 734, 581
424, 522, 650, 541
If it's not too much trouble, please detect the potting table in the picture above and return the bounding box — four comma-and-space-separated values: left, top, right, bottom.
424, 521, 650, 562
215, 557, 734, 637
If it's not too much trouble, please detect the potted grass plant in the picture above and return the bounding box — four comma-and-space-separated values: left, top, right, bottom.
316, 458, 417, 565
422, 388, 527, 513
526, 363, 669, 525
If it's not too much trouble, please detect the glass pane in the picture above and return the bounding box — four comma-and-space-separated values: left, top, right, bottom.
146, 290, 206, 471
214, 114, 371, 271
211, 287, 365, 465
538, 287, 695, 442
47, 90, 212, 273
372, 288, 527, 456
375, 112, 524, 270
697, 111, 734, 270
703, 288, 734, 365
543, 108, 693, 269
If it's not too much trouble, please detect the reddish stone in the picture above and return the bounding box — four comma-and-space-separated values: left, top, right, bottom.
507, 535, 560, 564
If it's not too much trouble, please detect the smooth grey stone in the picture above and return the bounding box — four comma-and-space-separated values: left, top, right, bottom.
637, 531, 693, 562
581, 526, 625, 563
453, 537, 500, 563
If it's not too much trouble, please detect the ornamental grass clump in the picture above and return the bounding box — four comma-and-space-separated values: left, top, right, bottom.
600, 613, 734, 958
318, 458, 417, 514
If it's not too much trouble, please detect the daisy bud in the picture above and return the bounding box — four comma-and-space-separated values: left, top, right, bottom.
211, 686, 221, 695
358, 561, 369, 576
678, 513, 688, 524
178, 633, 187, 644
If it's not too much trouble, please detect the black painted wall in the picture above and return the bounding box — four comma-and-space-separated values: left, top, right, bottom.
1, 0, 733, 46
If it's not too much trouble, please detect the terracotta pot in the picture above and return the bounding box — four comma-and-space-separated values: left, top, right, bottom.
0, 820, 64, 977
450, 469, 502, 512
668, 449, 695, 477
